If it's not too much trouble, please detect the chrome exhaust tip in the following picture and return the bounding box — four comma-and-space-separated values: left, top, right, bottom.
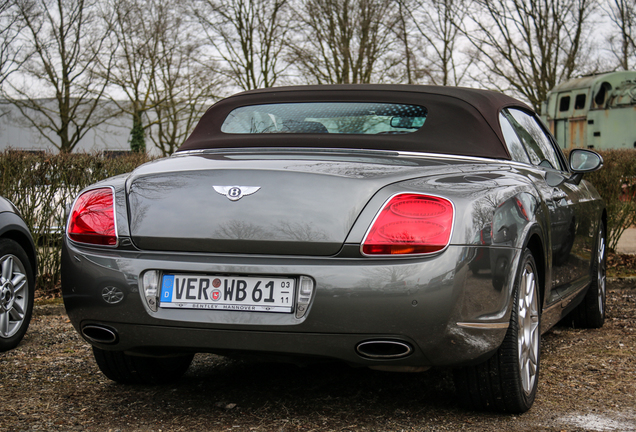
82, 325, 118, 345
356, 340, 413, 359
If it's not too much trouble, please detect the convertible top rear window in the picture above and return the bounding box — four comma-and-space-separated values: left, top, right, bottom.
221, 103, 427, 135
179, 85, 534, 160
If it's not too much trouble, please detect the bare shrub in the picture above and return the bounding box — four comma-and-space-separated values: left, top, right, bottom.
0, 151, 148, 295
585, 149, 636, 251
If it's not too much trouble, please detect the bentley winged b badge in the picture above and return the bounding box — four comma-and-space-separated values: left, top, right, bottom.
213, 186, 261, 201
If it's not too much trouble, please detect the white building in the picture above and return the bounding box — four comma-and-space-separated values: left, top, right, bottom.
0, 99, 162, 155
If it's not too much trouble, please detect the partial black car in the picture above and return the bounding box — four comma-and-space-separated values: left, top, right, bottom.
61, 85, 606, 413
0, 196, 37, 351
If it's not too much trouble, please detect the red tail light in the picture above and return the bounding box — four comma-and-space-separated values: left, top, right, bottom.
362, 194, 454, 256
514, 197, 529, 220
67, 188, 117, 246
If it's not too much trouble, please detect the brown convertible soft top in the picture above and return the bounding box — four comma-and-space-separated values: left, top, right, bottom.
178, 84, 533, 160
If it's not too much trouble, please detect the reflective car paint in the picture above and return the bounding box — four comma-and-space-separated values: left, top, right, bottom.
0, 196, 37, 270
62, 150, 602, 362
60, 85, 606, 412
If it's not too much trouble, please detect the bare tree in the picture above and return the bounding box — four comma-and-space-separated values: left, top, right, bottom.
0, 0, 23, 90
463, 0, 597, 112
391, 0, 419, 84
6, 0, 115, 153
605, 0, 636, 70
147, 12, 220, 156
289, 0, 401, 84
195, 0, 290, 91
401, 0, 475, 86
101, 0, 167, 153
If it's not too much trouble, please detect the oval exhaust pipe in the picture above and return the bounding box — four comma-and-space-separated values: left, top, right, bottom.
356, 340, 413, 359
82, 325, 118, 345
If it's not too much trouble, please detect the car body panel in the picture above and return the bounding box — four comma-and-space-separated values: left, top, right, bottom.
0, 196, 37, 272
62, 239, 517, 366
126, 151, 454, 255
0, 195, 20, 214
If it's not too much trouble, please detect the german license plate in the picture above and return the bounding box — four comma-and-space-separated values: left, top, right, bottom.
159, 274, 295, 313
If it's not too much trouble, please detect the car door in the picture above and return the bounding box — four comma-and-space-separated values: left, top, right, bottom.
503, 108, 589, 301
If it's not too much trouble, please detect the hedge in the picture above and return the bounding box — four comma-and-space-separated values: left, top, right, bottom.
0, 151, 149, 295
583, 150, 636, 251
0, 149, 634, 295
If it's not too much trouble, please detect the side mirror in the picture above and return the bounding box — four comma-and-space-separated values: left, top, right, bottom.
569, 149, 603, 172
567, 149, 603, 185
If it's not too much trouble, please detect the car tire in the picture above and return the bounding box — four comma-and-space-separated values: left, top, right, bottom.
92, 347, 194, 384
568, 223, 606, 329
453, 248, 541, 413
0, 238, 35, 352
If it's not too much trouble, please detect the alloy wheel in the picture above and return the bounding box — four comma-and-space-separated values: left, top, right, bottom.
517, 261, 540, 395
0, 254, 29, 339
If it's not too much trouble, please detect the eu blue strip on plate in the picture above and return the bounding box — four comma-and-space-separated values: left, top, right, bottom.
161, 275, 175, 302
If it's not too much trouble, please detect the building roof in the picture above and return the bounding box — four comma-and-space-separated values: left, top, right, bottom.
548, 71, 636, 93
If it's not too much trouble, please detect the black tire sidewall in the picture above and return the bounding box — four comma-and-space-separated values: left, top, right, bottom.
565, 222, 607, 329
587, 223, 607, 327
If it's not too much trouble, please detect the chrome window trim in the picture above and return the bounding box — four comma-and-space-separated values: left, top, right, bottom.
457, 322, 510, 330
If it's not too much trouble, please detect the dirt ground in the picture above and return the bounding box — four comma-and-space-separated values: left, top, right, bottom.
1, 281, 635, 432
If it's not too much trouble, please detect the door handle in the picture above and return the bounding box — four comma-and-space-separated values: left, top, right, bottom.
552, 190, 567, 201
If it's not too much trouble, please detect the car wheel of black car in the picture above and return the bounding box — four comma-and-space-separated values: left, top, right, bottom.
568, 223, 606, 329
92, 347, 194, 384
453, 248, 540, 413
0, 238, 35, 352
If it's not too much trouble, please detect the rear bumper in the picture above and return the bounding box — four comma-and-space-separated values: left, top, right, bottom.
73, 321, 508, 368
62, 239, 519, 367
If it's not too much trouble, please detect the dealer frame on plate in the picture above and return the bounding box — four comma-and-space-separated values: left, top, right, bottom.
160, 273, 296, 313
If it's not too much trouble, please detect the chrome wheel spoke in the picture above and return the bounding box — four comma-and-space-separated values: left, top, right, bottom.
9, 306, 23, 322
0, 310, 8, 337
13, 278, 26, 297
1, 256, 12, 282
11, 302, 24, 318
11, 273, 25, 290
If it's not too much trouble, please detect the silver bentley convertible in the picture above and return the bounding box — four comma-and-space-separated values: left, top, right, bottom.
61, 85, 606, 413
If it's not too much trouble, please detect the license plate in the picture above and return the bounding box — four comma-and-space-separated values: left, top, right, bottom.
159, 274, 295, 313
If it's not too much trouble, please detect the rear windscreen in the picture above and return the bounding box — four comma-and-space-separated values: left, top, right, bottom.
220, 102, 427, 135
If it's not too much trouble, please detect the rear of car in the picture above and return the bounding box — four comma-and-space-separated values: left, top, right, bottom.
62, 151, 516, 365
61, 85, 605, 413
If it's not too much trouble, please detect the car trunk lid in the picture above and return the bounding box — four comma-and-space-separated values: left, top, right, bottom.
126, 151, 452, 255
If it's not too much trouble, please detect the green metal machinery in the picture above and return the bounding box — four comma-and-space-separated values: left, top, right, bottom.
542, 71, 636, 150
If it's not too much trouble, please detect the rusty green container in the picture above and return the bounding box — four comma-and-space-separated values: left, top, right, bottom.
542, 71, 636, 150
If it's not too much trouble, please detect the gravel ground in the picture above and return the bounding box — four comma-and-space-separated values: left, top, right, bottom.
1, 280, 635, 432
